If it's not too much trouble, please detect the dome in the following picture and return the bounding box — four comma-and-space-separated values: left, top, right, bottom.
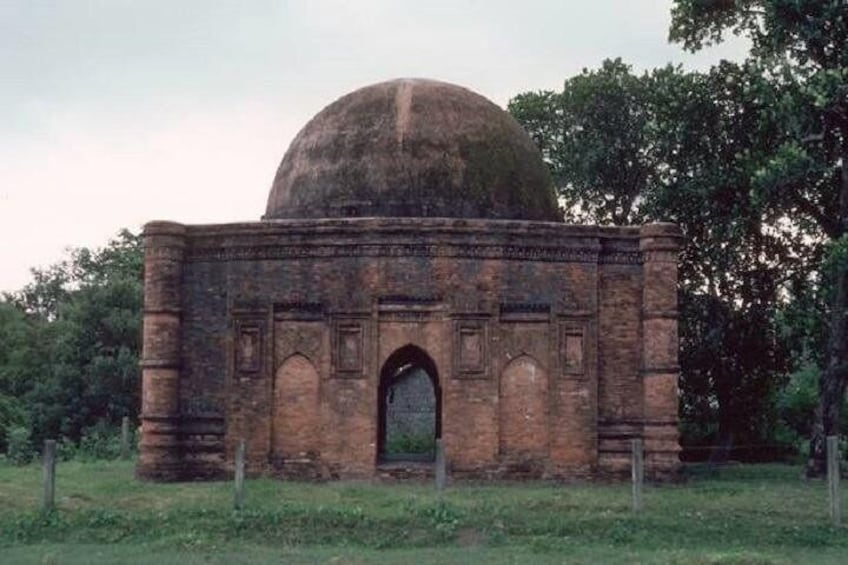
264, 79, 561, 222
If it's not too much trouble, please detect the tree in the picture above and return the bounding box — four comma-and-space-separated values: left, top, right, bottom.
510, 60, 802, 453
509, 59, 657, 225
0, 229, 143, 449
671, 0, 848, 474
0, 302, 39, 452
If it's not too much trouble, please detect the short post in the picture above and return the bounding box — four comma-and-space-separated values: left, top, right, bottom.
120, 416, 130, 460
43, 439, 56, 512
234, 439, 246, 511
631, 438, 643, 513
435, 438, 446, 492
827, 435, 841, 526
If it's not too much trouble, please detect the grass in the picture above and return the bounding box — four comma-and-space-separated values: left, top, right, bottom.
0, 460, 845, 563
384, 432, 436, 456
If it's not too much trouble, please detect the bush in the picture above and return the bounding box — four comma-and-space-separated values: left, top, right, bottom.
0, 394, 26, 455
78, 421, 125, 461
776, 361, 819, 441
385, 432, 435, 455
773, 360, 848, 462
56, 436, 78, 461
3, 421, 135, 464
6, 426, 33, 466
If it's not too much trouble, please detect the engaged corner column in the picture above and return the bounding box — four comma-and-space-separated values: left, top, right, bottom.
639, 222, 682, 479
137, 221, 186, 481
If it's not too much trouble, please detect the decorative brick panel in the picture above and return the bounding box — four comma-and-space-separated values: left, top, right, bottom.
333, 321, 366, 377
560, 322, 586, 377
236, 325, 262, 373
454, 321, 487, 377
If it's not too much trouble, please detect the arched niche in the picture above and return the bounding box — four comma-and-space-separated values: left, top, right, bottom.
378, 344, 441, 462
499, 354, 549, 457
272, 353, 320, 461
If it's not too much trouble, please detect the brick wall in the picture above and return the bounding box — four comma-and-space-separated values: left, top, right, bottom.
138, 218, 681, 481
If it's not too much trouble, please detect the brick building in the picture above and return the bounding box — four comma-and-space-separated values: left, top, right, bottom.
138, 79, 681, 481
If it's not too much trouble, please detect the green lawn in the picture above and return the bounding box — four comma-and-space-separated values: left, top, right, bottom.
0, 460, 845, 564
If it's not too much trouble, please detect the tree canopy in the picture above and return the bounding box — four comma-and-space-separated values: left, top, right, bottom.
671, 0, 848, 475
509, 59, 811, 453
0, 230, 142, 453
509, 1, 847, 466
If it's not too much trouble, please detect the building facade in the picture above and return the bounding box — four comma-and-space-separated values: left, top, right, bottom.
138, 79, 681, 481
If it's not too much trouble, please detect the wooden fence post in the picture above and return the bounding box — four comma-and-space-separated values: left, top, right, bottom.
43, 439, 56, 512
121, 416, 130, 460
435, 438, 446, 493
234, 439, 246, 511
632, 438, 643, 513
827, 435, 841, 526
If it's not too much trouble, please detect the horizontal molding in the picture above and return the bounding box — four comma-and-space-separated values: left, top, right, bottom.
140, 359, 181, 369
139, 412, 180, 419
641, 249, 679, 262
144, 246, 185, 261
639, 243, 680, 252
599, 447, 680, 455
186, 243, 613, 264
143, 307, 182, 316
598, 250, 642, 264
641, 366, 680, 376
598, 418, 678, 427
642, 309, 678, 320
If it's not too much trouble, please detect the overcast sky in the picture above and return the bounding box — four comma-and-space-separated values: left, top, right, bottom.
0, 1, 748, 292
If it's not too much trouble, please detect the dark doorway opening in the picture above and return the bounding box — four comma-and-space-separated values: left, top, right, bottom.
378, 345, 441, 462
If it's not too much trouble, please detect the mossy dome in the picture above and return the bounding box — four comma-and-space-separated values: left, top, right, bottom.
264, 79, 561, 222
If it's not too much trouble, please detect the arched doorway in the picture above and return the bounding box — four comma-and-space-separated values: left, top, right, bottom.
378, 345, 441, 462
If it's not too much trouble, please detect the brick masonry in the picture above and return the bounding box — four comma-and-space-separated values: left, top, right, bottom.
137, 218, 682, 482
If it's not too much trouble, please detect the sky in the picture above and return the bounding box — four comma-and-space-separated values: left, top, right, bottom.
0, 0, 749, 292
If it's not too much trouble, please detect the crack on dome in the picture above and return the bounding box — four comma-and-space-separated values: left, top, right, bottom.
394, 79, 414, 151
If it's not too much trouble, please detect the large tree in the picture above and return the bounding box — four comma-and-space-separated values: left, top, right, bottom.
1, 229, 143, 448
670, 0, 848, 474
0, 302, 41, 452
510, 59, 658, 225
510, 60, 801, 452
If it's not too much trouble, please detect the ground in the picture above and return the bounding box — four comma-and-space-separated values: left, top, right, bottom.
0, 460, 845, 564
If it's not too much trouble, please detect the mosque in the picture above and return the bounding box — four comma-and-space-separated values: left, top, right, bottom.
138, 79, 681, 481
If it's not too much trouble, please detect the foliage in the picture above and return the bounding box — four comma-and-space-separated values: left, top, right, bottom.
511, 1, 848, 462
670, 0, 848, 474
670, 0, 848, 72
0, 303, 40, 453
509, 59, 658, 225
406, 499, 462, 539
0, 229, 142, 455
0, 393, 25, 455
777, 361, 821, 443
385, 432, 436, 455
77, 421, 132, 461
510, 60, 801, 451
5, 426, 33, 466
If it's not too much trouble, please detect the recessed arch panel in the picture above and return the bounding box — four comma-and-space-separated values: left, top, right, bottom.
272, 353, 320, 460
499, 354, 549, 457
